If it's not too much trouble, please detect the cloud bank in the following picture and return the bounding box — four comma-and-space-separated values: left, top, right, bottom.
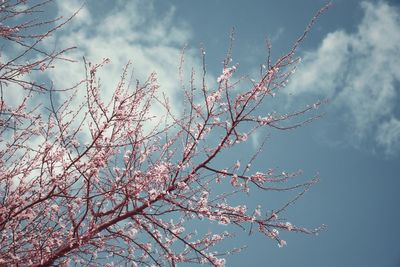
286, 1, 400, 155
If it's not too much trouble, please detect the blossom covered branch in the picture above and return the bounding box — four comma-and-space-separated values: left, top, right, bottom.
0, 1, 329, 266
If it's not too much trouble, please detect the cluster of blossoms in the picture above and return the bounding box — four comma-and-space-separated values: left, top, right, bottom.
217, 65, 237, 83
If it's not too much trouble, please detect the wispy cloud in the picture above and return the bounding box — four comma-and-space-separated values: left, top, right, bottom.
57, 0, 92, 27
47, 0, 208, 119
286, 1, 400, 155
376, 117, 400, 155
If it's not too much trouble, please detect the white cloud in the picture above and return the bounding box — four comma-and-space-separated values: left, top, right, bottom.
57, 0, 92, 27
286, 30, 350, 98
42, 0, 214, 141
286, 1, 400, 154
51, 0, 196, 92
376, 117, 400, 155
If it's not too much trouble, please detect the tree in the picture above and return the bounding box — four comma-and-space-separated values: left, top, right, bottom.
0, 1, 329, 266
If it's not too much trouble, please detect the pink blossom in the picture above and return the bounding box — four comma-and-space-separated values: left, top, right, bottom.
230, 174, 239, 187
50, 204, 60, 212
278, 239, 287, 248
217, 65, 237, 82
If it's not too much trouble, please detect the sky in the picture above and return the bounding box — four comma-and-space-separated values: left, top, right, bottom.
6, 0, 400, 266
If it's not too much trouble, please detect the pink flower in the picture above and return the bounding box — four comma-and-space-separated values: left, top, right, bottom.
230, 174, 238, 187
217, 66, 237, 82
278, 239, 287, 248
148, 189, 158, 200
285, 222, 293, 231
51, 204, 60, 212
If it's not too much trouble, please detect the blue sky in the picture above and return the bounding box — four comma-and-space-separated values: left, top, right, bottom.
14, 0, 400, 266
